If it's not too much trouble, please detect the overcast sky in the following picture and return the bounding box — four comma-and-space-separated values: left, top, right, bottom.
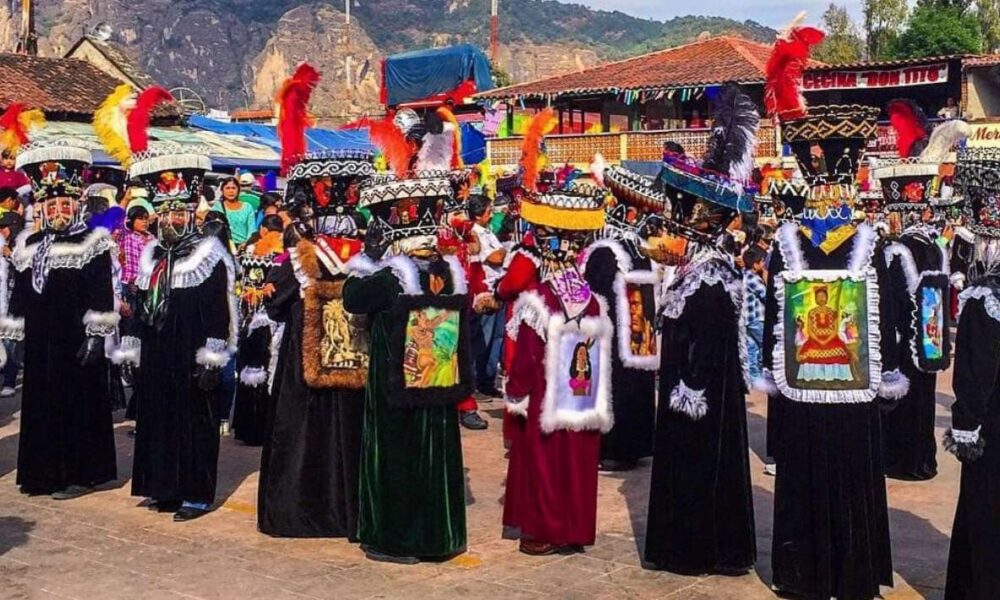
571, 0, 865, 28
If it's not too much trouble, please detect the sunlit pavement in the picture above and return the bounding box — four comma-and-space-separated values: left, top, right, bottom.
0, 377, 956, 599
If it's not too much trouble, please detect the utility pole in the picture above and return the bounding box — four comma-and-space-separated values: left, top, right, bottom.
18, 0, 37, 55
490, 0, 499, 63
345, 0, 353, 102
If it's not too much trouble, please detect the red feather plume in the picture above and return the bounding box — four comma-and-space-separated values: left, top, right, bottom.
765, 13, 825, 120
0, 103, 30, 151
369, 116, 415, 176
276, 63, 321, 175
127, 86, 175, 154
887, 99, 929, 159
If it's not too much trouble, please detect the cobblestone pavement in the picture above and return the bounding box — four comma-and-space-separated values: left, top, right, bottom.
0, 374, 958, 599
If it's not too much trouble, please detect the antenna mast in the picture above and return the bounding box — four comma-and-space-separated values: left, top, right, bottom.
18, 0, 37, 55
490, 0, 499, 63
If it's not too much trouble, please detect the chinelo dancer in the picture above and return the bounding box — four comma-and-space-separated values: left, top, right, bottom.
343, 109, 472, 564
123, 92, 238, 521
759, 15, 903, 599
500, 108, 613, 556
872, 103, 970, 481
0, 106, 119, 500
256, 63, 375, 539
582, 164, 670, 472
642, 83, 758, 575
942, 145, 1000, 600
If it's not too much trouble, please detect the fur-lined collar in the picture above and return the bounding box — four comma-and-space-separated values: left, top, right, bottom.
136, 236, 234, 291
12, 227, 114, 273
583, 238, 633, 274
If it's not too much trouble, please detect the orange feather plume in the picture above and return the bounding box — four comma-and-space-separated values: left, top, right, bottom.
369, 116, 415, 176
276, 63, 321, 175
436, 106, 463, 169
520, 108, 557, 192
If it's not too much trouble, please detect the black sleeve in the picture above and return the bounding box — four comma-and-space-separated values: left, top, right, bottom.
762, 245, 784, 375
263, 260, 299, 324
952, 297, 1000, 433
583, 247, 617, 300
194, 261, 234, 367
343, 268, 401, 316
81, 250, 118, 337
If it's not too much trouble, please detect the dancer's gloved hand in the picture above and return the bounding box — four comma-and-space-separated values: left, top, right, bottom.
121, 362, 136, 385
77, 336, 104, 367
195, 365, 222, 391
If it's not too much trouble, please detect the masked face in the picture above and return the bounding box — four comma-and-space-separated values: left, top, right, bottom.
44, 197, 77, 232
159, 209, 191, 245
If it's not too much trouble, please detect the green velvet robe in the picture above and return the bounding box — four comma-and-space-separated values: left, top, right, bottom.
342, 265, 467, 559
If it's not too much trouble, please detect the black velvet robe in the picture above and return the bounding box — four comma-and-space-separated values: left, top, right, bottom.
232, 312, 273, 446
256, 256, 363, 538
131, 236, 234, 505
764, 224, 894, 600
583, 243, 655, 465
945, 288, 1000, 599
644, 254, 755, 574
879, 230, 944, 481
8, 228, 117, 493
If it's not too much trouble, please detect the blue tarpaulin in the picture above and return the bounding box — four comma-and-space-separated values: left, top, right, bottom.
187, 115, 373, 153
461, 124, 486, 165
383, 44, 494, 106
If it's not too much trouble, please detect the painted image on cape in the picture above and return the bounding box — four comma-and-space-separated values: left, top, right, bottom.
783, 277, 870, 391
403, 307, 461, 388
557, 332, 601, 412
626, 283, 656, 357
320, 298, 369, 370
920, 287, 944, 360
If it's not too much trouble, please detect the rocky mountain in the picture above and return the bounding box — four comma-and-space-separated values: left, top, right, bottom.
0, 0, 775, 123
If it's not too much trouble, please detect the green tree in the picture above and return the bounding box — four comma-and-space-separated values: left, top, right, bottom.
863, 0, 909, 59
489, 60, 513, 88
978, 0, 1000, 52
890, 4, 983, 58
813, 3, 864, 63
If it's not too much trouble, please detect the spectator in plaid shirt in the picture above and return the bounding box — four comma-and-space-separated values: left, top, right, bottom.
743, 246, 767, 381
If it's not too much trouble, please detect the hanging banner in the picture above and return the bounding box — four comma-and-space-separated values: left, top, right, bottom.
966, 122, 1000, 148
804, 63, 949, 91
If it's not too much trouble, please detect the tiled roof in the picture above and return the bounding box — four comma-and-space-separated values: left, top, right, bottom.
0, 53, 124, 117
962, 54, 1000, 68
476, 36, 823, 100
807, 54, 968, 71
231, 108, 274, 121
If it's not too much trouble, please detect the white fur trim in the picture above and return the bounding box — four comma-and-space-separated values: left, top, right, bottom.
195, 337, 231, 368
12, 227, 115, 273
944, 426, 986, 461
110, 335, 141, 366
345, 252, 379, 277
950, 426, 982, 445
287, 245, 312, 295
539, 311, 614, 434
82, 309, 120, 337
950, 271, 966, 291
958, 286, 1000, 322
878, 369, 910, 400
0, 315, 24, 341
612, 269, 660, 370
847, 223, 877, 273
777, 222, 806, 272
754, 369, 779, 396
583, 239, 633, 274
239, 366, 268, 387
954, 226, 975, 244
505, 290, 551, 343
268, 323, 284, 393
502, 246, 542, 272
136, 236, 233, 291
772, 268, 883, 404
381, 255, 422, 295
0, 233, 8, 318
442, 255, 468, 295
247, 310, 274, 334
668, 380, 708, 420
505, 395, 529, 417
884, 243, 921, 294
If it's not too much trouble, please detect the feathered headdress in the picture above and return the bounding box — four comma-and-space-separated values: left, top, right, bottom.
0, 103, 45, 157
702, 84, 760, 183
369, 116, 415, 176
520, 108, 557, 192
590, 152, 606, 187
887, 99, 929, 158
275, 63, 320, 175
436, 106, 463, 169
416, 123, 455, 172
920, 119, 971, 164
94, 84, 137, 167
127, 86, 175, 155
764, 12, 825, 120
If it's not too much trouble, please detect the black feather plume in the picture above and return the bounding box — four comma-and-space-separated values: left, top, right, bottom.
702, 84, 760, 183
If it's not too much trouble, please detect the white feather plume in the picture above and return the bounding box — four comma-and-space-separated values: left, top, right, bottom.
920, 120, 971, 164
416, 122, 455, 171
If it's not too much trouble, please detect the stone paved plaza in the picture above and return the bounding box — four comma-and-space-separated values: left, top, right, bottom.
0, 374, 960, 600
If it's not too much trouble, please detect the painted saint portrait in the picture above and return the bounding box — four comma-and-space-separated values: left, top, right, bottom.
921, 287, 944, 360
626, 284, 656, 357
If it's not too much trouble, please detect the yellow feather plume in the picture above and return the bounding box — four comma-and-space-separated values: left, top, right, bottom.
93, 84, 137, 167
0, 104, 45, 156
